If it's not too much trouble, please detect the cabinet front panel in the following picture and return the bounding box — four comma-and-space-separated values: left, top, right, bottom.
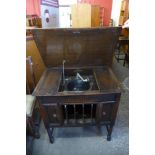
96, 102, 115, 123
39, 94, 116, 104
44, 103, 64, 126
101, 104, 114, 121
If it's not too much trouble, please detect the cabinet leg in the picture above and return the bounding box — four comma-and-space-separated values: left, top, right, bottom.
106, 125, 113, 141
47, 127, 54, 144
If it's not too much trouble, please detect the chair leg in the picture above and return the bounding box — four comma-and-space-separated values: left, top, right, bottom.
123, 58, 126, 66
123, 53, 129, 67
27, 115, 40, 139
33, 106, 41, 138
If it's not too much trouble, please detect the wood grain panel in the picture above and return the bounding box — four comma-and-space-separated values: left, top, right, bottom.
26, 38, 46, 84
71, 4, 91, 28
32, 27, 121, 68
91, 5, 100, 27
94, 67, 120, 92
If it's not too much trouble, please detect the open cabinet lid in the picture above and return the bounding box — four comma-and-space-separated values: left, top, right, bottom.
32, 27, 121, 68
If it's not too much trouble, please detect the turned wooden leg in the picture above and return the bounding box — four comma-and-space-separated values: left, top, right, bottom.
47, 127, 54, 144
106, 124, 113, 141
27, 117, 35, 136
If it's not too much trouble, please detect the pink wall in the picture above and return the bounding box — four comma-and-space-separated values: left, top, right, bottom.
26, 0, 41, 16
77, 0, 113, 26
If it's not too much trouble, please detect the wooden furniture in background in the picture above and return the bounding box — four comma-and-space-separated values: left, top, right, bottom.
115, 36, 129, 66
26, 36, 45, 91
119, 0, 129, 26
71, 4, 100, 28
91, 5, 100, 27
115, 28, 129, 67
26, 15, 42, 36
26, 56, 37, 94
26, 56, 42, 155
99, 7, 105, 26
26, 15, 42, 28
26, 56, 41, 138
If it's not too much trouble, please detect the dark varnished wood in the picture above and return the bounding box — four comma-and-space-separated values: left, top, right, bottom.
33, 69, 62, 96
94, 66, 121, 92
33, 66, 121, 96
26, 56, 41, 139
32, 27, 121, 68
31, 28, 122, 143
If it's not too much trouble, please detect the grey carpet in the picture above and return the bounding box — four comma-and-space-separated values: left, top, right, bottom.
32, 59, 129, 155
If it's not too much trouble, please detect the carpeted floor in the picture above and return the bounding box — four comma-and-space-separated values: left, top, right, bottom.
31, 59, 129, 155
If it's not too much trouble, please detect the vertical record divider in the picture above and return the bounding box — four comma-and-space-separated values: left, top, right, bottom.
91, 103, 93, 123
74, 104, 76, 124
65, 105, 68, 124
82, 103, 85, 123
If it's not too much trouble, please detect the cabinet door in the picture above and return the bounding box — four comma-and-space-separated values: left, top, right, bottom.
44, 103, 64, 126
96, 103, 114, 123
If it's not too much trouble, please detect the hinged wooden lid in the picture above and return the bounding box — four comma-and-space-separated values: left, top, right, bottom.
32, 27, 121, 68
